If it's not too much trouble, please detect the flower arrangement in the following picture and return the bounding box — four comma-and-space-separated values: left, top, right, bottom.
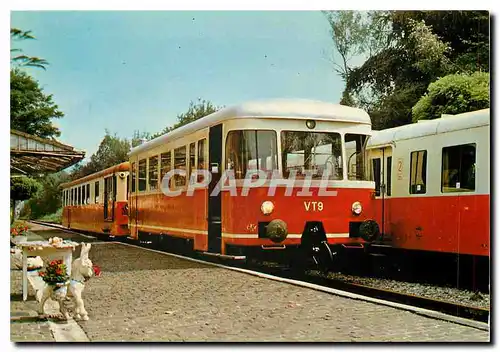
10, 224, 28, 237
93, 265, 101, 277
38, 259, 69, 285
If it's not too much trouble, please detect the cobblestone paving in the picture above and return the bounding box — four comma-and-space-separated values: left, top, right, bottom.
75, 242, 490, 342
10, 270, 54, 342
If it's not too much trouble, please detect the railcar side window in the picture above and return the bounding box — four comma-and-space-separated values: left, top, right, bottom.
138, 159, 147, 191
387, 156, 392, 196
197, 139, 207, 182
95, 181, 100, 203
174, 146, 187, 187
409, 150, 427, 194
131, 162, 136, 193
345, 134, 369, 181
160, 152, 172, 189
282, 131, 342, 180
82, 185, 86, 205
189, 142, 196, 182
441, 144, 476, 193
371, 158, 381, 196
86, 184, 90, 204
78, 186, 82, 205
226, 130, 278, 179
148, 156, 159, 191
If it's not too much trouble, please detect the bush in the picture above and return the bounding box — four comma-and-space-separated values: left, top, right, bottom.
412, 71, 490, 121
38, 208, 63, 224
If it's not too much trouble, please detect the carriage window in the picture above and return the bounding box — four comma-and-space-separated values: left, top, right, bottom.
78, 186, 82, 205
138, 159, 147, 191
387, 156, 392, 196
226, 130, 277, 179
345, 134, 369, 181
73, 188, 76, 205
371, 158, 381, 196
148, 156, 159, 191
131, 162, 136, 193
95, 181, 100, 203
174, 146, 187, 187
86, 184, 91, 204
62, 190, 65, 207
82, 185, 86, 204
189, 142, 196, 181
442, 144, 476, 193
410, 150, 427, 194
160, 152, 172, 188
198, 138, 207, 182
282, 131, 341, 180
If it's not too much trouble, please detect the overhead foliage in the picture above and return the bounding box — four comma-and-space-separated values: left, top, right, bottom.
10, 28, 49, 70
150, 99, 222, 140
10, 69, 64, 138
412, 72, 490, 121
11, 176, 42, 202
325, 10, 490, 130
70, 131, 130, 180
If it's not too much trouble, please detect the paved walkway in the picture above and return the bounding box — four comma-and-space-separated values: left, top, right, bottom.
10, 226, 490, 342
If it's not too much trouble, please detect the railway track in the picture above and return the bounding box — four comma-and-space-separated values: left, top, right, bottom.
27, 220, 490, 325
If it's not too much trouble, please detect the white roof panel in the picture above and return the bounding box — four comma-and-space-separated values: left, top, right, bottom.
367, 108, 490, 147
130, 99, 371, 156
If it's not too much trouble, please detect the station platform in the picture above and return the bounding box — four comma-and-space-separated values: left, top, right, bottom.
10, 225, 490, 342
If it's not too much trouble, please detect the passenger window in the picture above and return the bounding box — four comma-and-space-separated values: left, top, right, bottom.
387, 156, 392, 196
227, 130, 278, 179
197, 139, 207, 182
371, 158, 381, 196
174, 146, 187, 187
95, 181, 100, 203
86, 184, 90, 204
189, 142, 196, 181
160, 152, 172, 189
409, 150, 427, 194
131, 162, 136, 193
138, 160, 147, 191
442, 144, 476, 193
148, 156, 159, 191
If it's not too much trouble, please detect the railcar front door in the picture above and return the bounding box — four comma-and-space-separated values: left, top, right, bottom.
208, 124, 223, 253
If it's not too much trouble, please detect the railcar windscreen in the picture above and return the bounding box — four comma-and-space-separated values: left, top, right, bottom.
281, 131, 343, 180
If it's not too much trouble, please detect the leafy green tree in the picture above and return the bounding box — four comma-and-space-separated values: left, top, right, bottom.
70, 131, 131, 180
10, 69, 64, 138
150, 99, 222, 139
331, 10, 489, 129
10, 176, 42, 223
10, 28, 49, 70
24, 171, 70, 219
412, 72, 489, 121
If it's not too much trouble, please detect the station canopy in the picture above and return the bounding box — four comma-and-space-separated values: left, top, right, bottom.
10, 129, 85, 176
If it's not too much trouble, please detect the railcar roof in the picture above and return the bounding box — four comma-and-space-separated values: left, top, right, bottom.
367, 108, 490, 148
61, 162, 130, 189
130, 99, 371, 156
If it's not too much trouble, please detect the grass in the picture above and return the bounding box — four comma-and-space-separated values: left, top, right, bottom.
37, 208, 63, 224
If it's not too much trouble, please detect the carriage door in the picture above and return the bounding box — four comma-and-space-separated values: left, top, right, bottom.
370, 146, 393, 237
103, 175, 115, 221
207, 124, 223, 253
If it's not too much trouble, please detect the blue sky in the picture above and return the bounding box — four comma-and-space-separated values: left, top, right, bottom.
11, 11, 349, 160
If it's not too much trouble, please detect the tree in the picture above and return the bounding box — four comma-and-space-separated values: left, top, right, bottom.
70, 131, 130, 180
150, 99, 222, 139
11, 176, 42, 223
24, 171, 70, 219
331, 11, 489, 129
11, 28, 49, 70
412, 72, 489, 121
10, 69, 64, 138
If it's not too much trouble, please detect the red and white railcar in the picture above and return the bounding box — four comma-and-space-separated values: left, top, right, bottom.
128, 99, 379, 264
61, 162, 130, 237
366, 109, 490, 261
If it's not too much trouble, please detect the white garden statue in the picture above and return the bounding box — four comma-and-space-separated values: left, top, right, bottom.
38, 243, 94, 321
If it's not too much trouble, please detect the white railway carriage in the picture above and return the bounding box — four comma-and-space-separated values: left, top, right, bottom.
128, 99, 379, 265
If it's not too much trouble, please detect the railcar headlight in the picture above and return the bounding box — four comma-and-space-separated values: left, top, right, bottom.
261, 201, 274, 215
352, 201, 362, 215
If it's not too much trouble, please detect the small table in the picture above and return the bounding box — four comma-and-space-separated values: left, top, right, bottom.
15, 241, 79, 301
